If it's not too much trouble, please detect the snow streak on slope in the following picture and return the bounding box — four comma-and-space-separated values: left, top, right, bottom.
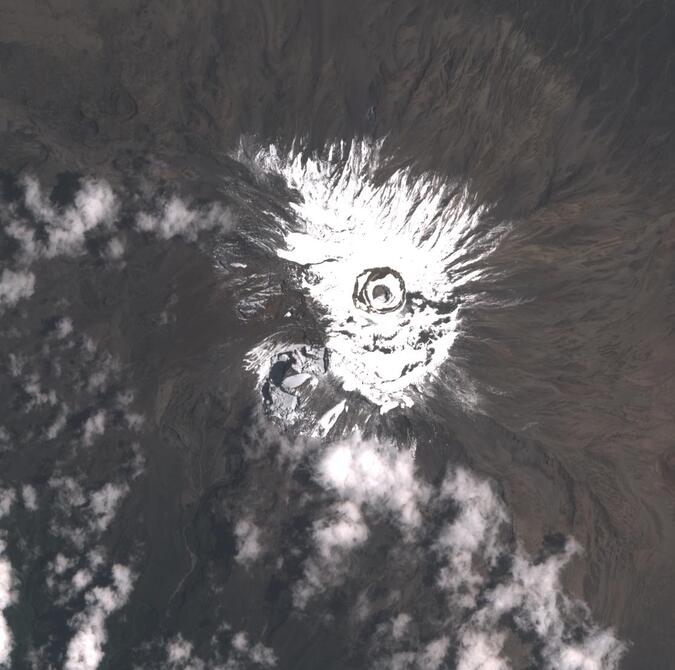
247, 140, 502, 412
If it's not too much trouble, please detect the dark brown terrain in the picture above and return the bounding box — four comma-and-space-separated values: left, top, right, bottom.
1, 1, 675, 669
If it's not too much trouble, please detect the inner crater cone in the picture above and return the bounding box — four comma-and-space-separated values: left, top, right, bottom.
353, 267, 406, 314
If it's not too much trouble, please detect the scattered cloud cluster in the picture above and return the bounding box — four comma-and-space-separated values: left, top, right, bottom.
382, 635, 452, 670
21, 485, 38, 512
434, 468, 508, 608
0, 539, 15, 668
429, 468, 619, 670
1, 313, 144, 666
104, 237, 125, 260
0, 173, 240, 667
453, 538, 626, 670
36, 476, 135, 670
0, 269, 35, 308
54, 317, 74, 340
5, 318, 145, 454
0, 175, 235, 311
0, 492, 14, 521
162, 628, 277, 670
37, 452, 135, 663
294, 436, 429, 607
136, 196, 234, 241
0, 176, 116, 311
234, 519, 263, 566
0, 495, 17, 667
8, 177, 118, 260
89, 483, 130, 533
287, 434, 625, 669
241, 412, 317, 467
317, 435, 431, 529
294, 499, 369, 609
0, 469, 138, 670
64, 564, 135, 670
41, 475, 131, 632
22, 374, 58, 410
1, 337, 142, 668
82, 411, 106, 447
49, 477, 129, 548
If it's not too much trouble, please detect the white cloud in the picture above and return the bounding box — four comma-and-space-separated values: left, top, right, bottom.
104, 237, 125, 260
391, 613, 412, 641
72, 569, 93, 592
23, 374, 57, 409
166, 635, 194, 666
55, 317, 74, 339
124, 411, 144, 431
136, 196, 233, 241
0, 269, 35, 308
46, 404, 68, 439
64, 564, 135, 670
231, 631, 249, 652
317, 435, 429, 530
419, 636, 450, 670
87, 372, 109, 393
294, 436, 430, 608
455, 629, 508, 670
84, 352, 120, 395
385, 638, 451, 670
83, 337, 97, 356
434, 468, 508, 607
453, 539, 627, 670
314, 501, 369, 558
0, 177, 118, 317
129, 442, 146, 479
87, 550, 106, 572
47, 548, 111, 608
82, 411, 106, 446
88, 483, 129, 533
248, 642, 277, 667
162, 629, 277, 669
49, 475, 86, 507
282, 434, 625, 668
0, 540, 15, 667
234, 519, 263, 566
53, 553, 76, 576
21, 485, 38, 511
0, 491, 14, 520
433, 471, 624, 670
7, 354, 24, 378
550, 629, 626, 670
13, 176, 118, 260
48, 477, 128, 551
116, 390, 134, 407
294, 500, 368, 608
241, 412, 317, 466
